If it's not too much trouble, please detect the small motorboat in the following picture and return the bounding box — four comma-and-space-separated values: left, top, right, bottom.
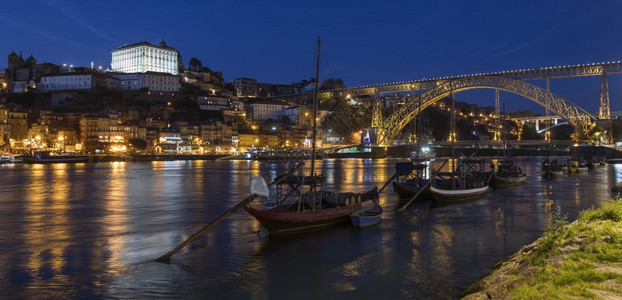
350, 203, 383, 228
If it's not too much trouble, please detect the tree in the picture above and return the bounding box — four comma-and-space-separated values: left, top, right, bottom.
321, 78, 345, 90
189, 57, 202, 70
590, 125, 606, 144
611, 119, 622, 142
293, 79, 310, 94
520, 124, 543, 140
84, 140, 105, 153
128, 138, 147, 150
174, 97, 199, 112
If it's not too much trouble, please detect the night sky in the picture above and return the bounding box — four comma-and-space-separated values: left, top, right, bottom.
2, 0, 622, 113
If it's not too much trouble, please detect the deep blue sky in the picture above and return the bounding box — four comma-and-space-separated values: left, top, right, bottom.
2, 0, 622, 113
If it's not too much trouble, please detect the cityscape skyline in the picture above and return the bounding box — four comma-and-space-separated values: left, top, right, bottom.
1, 0, 622, 113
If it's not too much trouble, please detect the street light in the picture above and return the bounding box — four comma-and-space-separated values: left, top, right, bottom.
58, 136, 64, 151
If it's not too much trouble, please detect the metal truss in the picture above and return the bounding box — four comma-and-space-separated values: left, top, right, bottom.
376, 76, 598, 146
307, 61, 622, 101
600, 73, 610, 119
371, 97, 383, 127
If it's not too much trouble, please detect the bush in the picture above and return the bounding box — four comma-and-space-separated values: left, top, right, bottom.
580, 200, 622, 222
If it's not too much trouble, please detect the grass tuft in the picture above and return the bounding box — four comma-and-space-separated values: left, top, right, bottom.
580, 199, 622, 222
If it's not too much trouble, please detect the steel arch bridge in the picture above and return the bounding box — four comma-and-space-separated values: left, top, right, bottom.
376, 76, 598, 146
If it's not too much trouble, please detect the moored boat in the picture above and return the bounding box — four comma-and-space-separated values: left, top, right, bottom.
430, 158, 491, 203
541, 159, 564, 179
350, 202, 383, 228
567, 159, 588, 174
22, 151, 91, 164
392, 161, 431, 200
429, 87, 490, 203
586, 160, 599, 170
429, 184, 489, 201
491, 159, 526, 187
244, 37, 380, 234
245, 178, 379, 234
1, 155, 15, 164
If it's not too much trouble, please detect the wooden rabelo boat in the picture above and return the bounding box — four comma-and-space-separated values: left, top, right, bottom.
244, 37, 380, 234
392, 160, 431, 200
429, 158, 491, 202
491, 159, 526, 187
541, 159, 565, 179
428, 89, 490, 203
244, 174, 379, 234
567, 159, 588, 174
22, 151, 91, 164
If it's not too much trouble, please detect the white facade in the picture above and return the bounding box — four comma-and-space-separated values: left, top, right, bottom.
249, 101, 290, 121
111, 41, 179, 75
39, 73, 93, 91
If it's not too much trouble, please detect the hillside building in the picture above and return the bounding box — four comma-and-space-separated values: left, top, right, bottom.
110, 40, 181, 75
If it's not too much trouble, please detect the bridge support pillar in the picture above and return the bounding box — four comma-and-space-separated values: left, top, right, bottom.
371, 96, 382, 128
600, 72, 610, 120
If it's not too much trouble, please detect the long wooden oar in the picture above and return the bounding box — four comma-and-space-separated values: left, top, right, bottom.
399, 159, 448, 211
398, 152, 479, 211
155, 162, 304, 262
377, 173, 398, 193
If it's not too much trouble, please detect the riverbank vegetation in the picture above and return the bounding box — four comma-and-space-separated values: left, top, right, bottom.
463, 198, 622, 299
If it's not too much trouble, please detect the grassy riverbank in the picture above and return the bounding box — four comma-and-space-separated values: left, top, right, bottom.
462, 198, 622, 299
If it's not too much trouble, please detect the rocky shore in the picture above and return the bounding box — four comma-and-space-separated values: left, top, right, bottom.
462, 200, 622, 299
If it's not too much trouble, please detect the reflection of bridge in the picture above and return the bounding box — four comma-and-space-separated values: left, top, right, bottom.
280, 61, 621, 146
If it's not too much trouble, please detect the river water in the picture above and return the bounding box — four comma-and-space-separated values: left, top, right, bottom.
0, 157, 619, 299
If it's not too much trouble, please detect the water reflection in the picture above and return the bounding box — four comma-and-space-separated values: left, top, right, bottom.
0, 158, 617, 298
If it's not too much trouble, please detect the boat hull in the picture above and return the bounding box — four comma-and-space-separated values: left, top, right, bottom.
491, 173, 526, 187
350, 203, 383, 228
245, 200, 375, 234
22, 156, 91, 164
392, 180, 430, 200
542, 170, 564, 179
429, 185, 489, 202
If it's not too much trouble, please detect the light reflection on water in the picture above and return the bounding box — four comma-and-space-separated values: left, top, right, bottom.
0, 157, 617, 298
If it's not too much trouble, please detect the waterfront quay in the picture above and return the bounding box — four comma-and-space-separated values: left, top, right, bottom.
20, 143, 619, 162
89, 153, 230, 162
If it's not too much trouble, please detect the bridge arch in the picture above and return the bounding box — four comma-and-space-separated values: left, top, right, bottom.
377, 76, 598, 146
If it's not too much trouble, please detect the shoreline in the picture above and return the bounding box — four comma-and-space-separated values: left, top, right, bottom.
461, 199, 622, 299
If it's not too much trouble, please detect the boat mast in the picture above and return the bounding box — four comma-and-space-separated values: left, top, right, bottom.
449, 84, 456, 189
310, 36, 321, 209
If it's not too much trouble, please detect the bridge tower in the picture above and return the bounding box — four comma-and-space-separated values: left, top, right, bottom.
545, 77, 551, 141
600, 72, 610, 120
371, 96, 382, 128
600, 72, 614, 143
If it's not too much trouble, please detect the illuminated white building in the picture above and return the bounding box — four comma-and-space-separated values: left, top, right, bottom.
111, 40, 180, 75
39, 72, 107, 91
248, 100, 290, 121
